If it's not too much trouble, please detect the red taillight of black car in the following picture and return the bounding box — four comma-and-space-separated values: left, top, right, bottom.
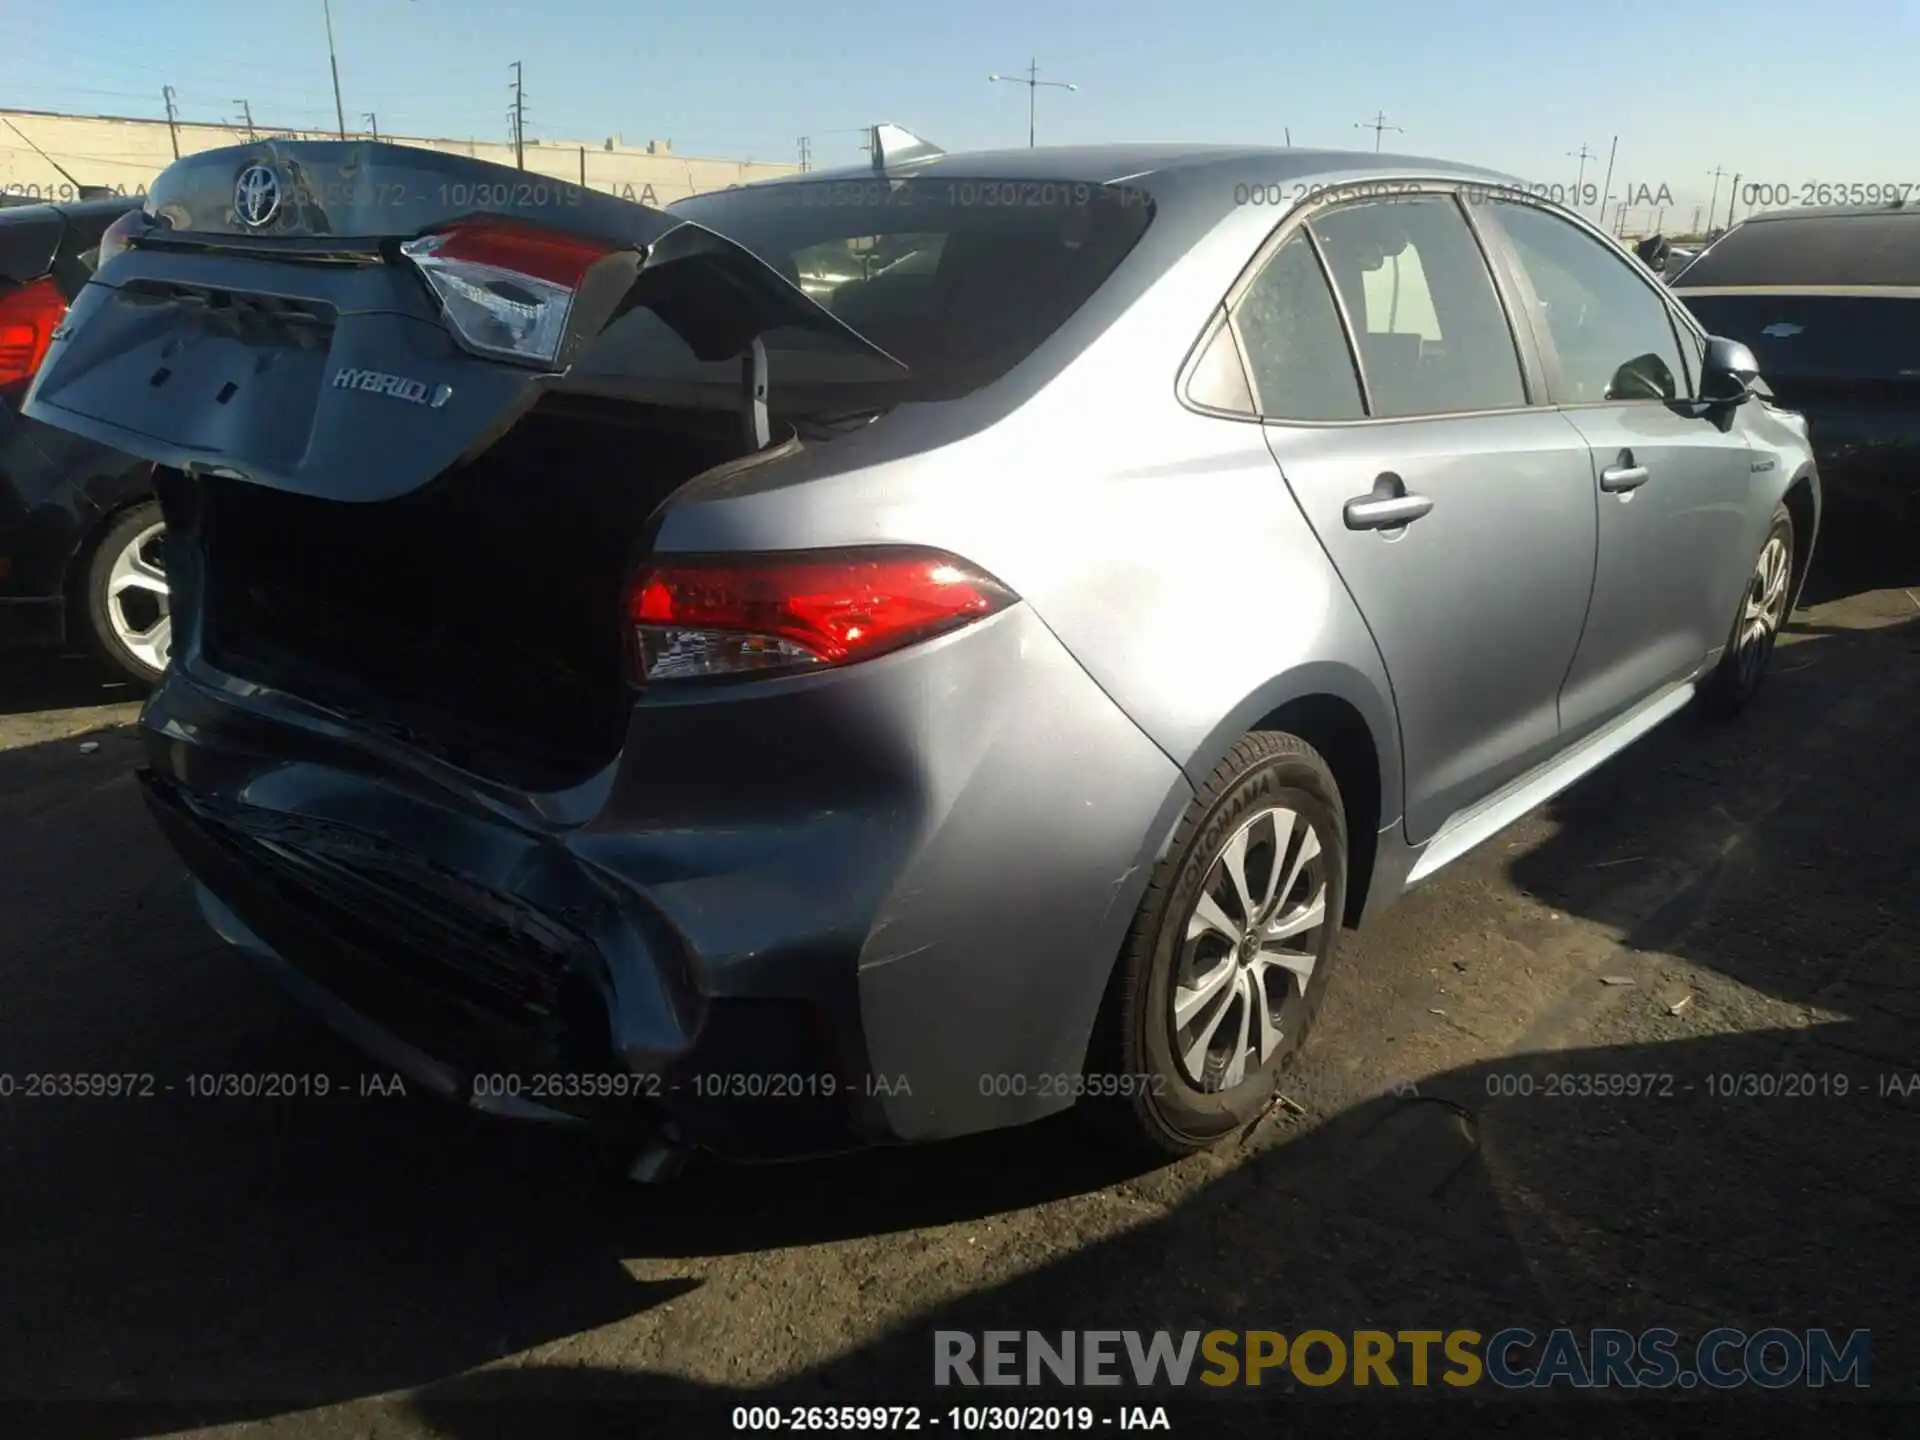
626, 547, 1018, 683
0, 274, 66, 392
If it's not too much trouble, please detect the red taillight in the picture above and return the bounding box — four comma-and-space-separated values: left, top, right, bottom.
400, 218, 620, 367
626, 547, 1018, 682
0, 275, 66, 391
418, 217, 615, 287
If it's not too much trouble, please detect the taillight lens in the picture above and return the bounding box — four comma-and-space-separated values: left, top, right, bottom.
0, 275, 66, 392
626, 547, 1018, 683
401, 218, 619, 367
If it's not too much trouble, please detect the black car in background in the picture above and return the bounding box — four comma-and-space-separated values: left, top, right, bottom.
1, 196, 167, 685
1672, 203, 1920, 540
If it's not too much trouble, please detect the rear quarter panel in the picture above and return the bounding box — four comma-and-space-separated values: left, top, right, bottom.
654, 170, 1407, 841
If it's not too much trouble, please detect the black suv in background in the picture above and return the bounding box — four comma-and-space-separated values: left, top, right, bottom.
1671, 202, 1920, 542
1, 196, 166, 685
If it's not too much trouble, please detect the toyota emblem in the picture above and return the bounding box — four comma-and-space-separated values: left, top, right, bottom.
234, 164, 282, 228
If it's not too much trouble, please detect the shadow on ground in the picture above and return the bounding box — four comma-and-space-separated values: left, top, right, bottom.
2, 544, 1914, 1436
0, 649, 145, 718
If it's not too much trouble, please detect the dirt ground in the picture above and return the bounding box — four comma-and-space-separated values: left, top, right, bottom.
1, 542, 1915, 1437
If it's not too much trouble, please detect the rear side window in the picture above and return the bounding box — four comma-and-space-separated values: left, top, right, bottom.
1231, 232, 1365, 421
670, 178, 1154, 398
1674, 212, 1920, 289
1490, 200, 1689, 403
1308, 196, 1527, 417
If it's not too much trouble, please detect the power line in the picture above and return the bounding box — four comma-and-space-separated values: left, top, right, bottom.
0, 116, 86, 189
0, 48, 349, 109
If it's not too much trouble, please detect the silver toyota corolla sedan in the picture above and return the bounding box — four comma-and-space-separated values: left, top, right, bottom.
23, 129, 1818, 1172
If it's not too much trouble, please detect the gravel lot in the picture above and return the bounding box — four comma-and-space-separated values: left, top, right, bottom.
1, 543, 1915, 1436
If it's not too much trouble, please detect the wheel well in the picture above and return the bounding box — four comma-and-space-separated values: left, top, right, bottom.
1253, 694, 1382, 927
1781, 476, 1817, 607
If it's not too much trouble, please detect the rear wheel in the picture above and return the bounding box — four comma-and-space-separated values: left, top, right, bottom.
81, 501, 170, 687
1703, 503, 1793, 715
1090, 731, 1347, 1158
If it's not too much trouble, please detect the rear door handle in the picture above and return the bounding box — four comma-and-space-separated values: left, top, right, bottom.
1600, 463, 1650, 492
1344, 473, 1434, 531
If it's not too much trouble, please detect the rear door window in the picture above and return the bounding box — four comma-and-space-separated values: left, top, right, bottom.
1230, 231, 1365, 421
1307, 196, 1528, 417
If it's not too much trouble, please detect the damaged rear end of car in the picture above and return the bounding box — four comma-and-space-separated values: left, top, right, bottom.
24, 139, 1178, 1169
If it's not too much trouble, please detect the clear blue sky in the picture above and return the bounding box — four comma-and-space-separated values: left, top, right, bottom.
6, 0, 1918, 222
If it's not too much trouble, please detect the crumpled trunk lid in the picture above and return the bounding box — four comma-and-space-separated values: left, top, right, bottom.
21, 139, 901, 503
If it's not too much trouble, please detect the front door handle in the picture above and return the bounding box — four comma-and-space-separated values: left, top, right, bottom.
1599, 451, 1650, 492
1344, 473, 1434, 531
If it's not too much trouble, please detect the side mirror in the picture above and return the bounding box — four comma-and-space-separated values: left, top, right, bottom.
1700, 335, 1767, 404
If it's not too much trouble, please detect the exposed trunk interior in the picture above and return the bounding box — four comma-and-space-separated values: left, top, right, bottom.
197, 394, 752, 791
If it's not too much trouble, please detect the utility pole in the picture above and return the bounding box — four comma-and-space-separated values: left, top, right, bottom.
364, 111, 379, 141
798, 135, 812, 171
1691, 204, 1703, 235
1726, 172, 1741, 230
1706, 166, 1727, 233
1284, 127, 1292, 146
162, 85, 181, 158
321, 0, 347, 139
1354, 110, 1402, 151
510, 61, 526, 169
579, 143, 586, 185
234, 100, 256, 141
1568, 142, 1598, 207
988, 60, 1077, 148
1597, 136, 1617, 222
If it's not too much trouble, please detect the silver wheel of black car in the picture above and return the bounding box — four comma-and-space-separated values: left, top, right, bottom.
1171, 803, 1328, 1093
82, 501, 170, 686
1092, 730, 1347, 1158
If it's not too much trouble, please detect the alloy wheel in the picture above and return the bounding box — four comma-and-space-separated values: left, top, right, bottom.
1170, 804, 1329, 1093
105, 521, 171, 673
1735, 532, 1790, 689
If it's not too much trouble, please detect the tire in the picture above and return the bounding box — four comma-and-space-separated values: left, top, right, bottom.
1089, 730, 1348, 1158
80, 501, 171, 688
1702, 502, 1794, 717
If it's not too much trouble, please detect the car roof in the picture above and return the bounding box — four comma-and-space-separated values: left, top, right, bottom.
765, 143, 1518, 218
1672, 203, 1920, 290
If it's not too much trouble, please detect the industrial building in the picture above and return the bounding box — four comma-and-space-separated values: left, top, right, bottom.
0, 108, 798, 207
